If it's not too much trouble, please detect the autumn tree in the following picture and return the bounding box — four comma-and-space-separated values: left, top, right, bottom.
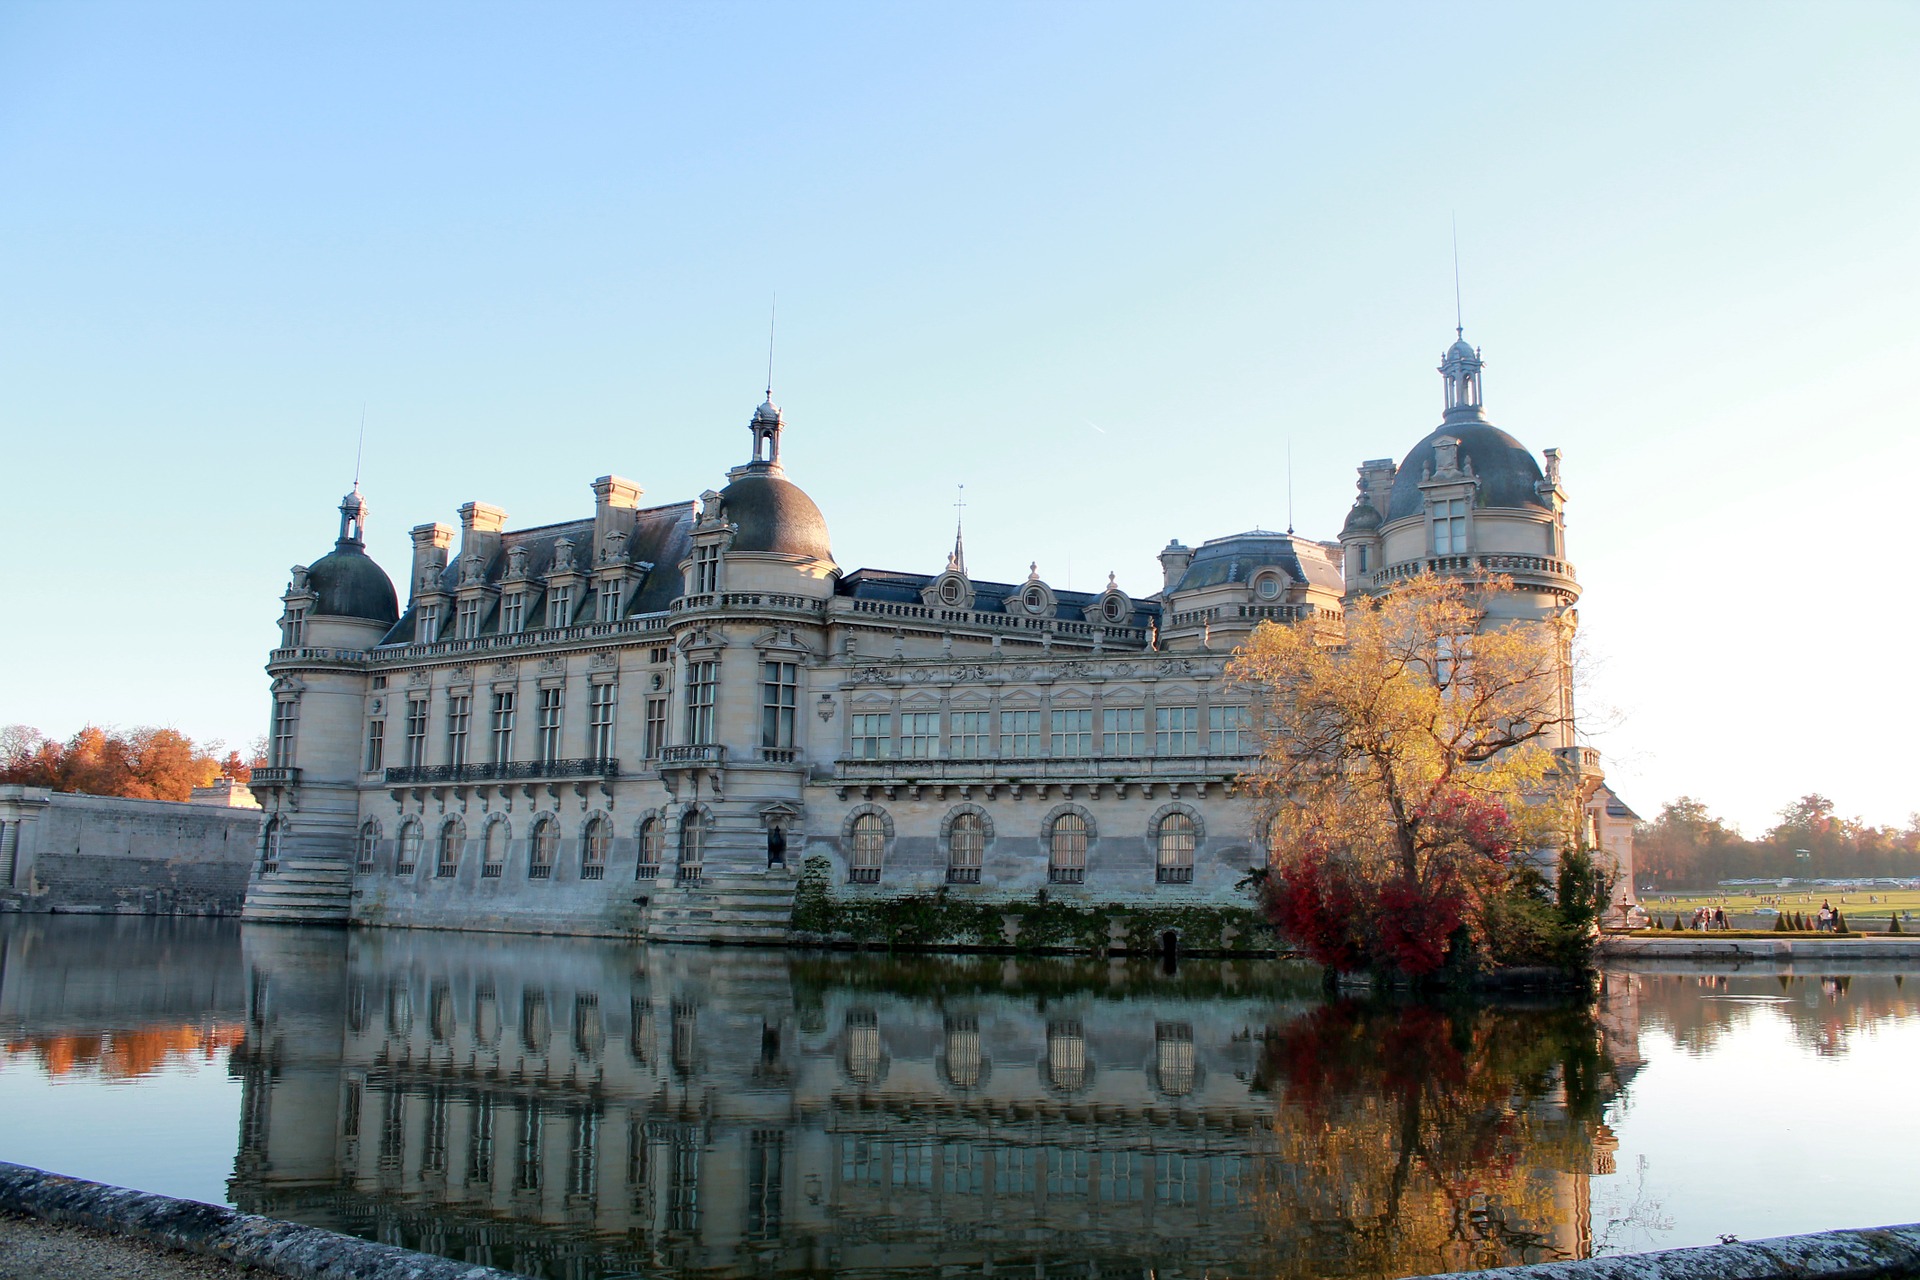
1230, 572, 1588, 978
0, 723, 227, 802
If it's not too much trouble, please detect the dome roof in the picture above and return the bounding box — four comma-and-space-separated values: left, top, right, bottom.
1168, 530, 1342, 596
719, 470, 833, 561
1342, 499, 1383, 533
1385, 420, 1549, 522
1445, 337, 1477, 363
753, 398, 782, 424
306, 541, 399, 624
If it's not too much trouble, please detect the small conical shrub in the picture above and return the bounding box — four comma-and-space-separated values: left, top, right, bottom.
1834, 910, 1848, 934
1796, 912, 1809, 931
1773, 913, 1789, 932
1890, 915, 1903, 935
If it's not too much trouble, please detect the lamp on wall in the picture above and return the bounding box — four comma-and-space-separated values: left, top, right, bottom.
818, 694, 836, 721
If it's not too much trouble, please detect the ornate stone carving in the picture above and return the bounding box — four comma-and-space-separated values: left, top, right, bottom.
539, 655, 565, 675
550, 537, 576, 573
505, 545, 530, 579
589, 652, 617, 671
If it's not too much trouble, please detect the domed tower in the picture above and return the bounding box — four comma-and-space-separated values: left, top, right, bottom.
654, 394, 839, 900
244, 487, 398, 922
1339, 331, 1581, 745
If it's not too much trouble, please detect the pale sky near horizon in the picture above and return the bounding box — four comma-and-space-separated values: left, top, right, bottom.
2, 2, 1915, 836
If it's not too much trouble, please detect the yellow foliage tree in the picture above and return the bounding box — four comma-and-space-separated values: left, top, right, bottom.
1229, 573, 1582, 974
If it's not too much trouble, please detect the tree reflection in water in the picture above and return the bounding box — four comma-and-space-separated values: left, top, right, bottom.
1250, 1000, 1622, 1278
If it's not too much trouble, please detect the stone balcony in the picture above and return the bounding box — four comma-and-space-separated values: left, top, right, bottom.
382, 757, 619, 786
249, 766, 302, 788
830, 752, 1258, 801
1367, 552, 1578, 594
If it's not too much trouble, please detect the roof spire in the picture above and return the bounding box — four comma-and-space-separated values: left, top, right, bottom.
947, 484, 968, 575
1452, 213, 1464, 339
765, 292, 777, 401
749, 299, 785, 469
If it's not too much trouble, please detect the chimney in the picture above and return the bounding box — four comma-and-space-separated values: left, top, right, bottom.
1358, 459, 1397, 516
1158, 539, 1193, 594
457, 502, 508, 579
592, 475, 643, 557
408, 523, 454, 599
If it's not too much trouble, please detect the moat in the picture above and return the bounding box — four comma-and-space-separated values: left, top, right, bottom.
2, 917, 1917, 1280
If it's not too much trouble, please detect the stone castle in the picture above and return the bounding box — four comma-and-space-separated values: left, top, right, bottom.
241, 330, 1633, 937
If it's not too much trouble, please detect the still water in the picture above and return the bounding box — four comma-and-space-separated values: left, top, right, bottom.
2, 918, 1917, 1279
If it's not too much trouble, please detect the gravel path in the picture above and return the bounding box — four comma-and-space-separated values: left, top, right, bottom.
0, 1210, 258, 1280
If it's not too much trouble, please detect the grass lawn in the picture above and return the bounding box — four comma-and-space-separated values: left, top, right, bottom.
1636, 887, 1920, 932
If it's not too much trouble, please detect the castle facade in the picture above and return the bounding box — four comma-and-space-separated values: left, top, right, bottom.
243, 332, 1627, 937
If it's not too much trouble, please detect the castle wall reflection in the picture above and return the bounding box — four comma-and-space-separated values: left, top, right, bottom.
221, 928, 1638, 1280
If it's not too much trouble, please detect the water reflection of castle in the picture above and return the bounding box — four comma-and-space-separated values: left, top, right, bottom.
225, 928, 1634, 1280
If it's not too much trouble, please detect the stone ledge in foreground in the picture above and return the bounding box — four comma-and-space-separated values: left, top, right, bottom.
1412, 1223, 1920, 1280
0, 1160, 531, 1280
1600, 936, 1920, 960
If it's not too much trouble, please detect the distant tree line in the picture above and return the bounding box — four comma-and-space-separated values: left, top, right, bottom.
0, 724, 264, 803
1637, 794, 1920, 888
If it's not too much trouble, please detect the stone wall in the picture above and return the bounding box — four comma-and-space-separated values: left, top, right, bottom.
0, 787, 261, 916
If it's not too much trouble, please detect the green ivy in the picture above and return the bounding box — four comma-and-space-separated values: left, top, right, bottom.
788, 856, 1275, 955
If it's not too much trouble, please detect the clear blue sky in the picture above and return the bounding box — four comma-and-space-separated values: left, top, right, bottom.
2, 1, 1915, 834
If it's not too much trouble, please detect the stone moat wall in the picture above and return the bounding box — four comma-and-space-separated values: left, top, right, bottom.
0, 787, 261, 916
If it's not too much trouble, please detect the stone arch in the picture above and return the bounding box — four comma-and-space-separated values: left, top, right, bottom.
527, 811, 561, 879
937, 803, 995, 843
435, 815, 467, 878
840, 802, 895, 844
480, 813, 511, 877
1040, 802, 1097, 843
395, 816, 423, 874
580, 809, 613, 879
1147, 801, 1205, 845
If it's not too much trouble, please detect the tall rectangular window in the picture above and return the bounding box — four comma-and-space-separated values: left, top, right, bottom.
1154, 706, 1199, 756
270, 699, 298, 768
502, 592, 525, 634
282, 607, 307, 647
405, 698, 429, 768
850, 714, 892, 759
901, 712, 939, 758
598, 584, 621, 622
644, 697, 667, 759
536, 687, 564, 762
416, 603, 440, 645
364, 720, 384, 773
547, 585, 573, 628
1208, 705, 1248, 754
588, 683, 615, 758
1103, 706, 1145, 755
761, 661, 797, 748
692, 545, 719, 594
1432, 498, 1467, 554
684, 661, 718, 745
490, 690, 516, 763
447, 693, 472, 768
456, 598, 480, 640
950, 711, 990, 758
999, 709, 1041, 757
1049, 708, 1092, 757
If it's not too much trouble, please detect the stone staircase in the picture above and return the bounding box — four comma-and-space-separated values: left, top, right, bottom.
645, 871, 798, 944
241, 856, 352, 924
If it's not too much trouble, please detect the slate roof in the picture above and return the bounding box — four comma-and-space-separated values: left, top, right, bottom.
1385, 411, 1550, 522
306, 542, 399, 624
838, 568, 1163, 630
1170, 530, 1343, 596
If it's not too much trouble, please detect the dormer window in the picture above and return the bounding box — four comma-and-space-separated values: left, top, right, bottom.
456, 598, 480, 640
502, 592, 525, 634
1254, 576, 1281, 602
417, 603, 441, 645
598, 586, 621, 623
283, 606, 308, 647
1432, 499, 1468, 555
548, 585, 573, 628
940, 578, 963, 606
1023, 585, 1045, 611
692, 545, 719, 595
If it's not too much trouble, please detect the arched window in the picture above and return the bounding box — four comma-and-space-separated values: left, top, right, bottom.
849, 813, 886, 883
1155, 1022, 1196, 1097
942, 1015, 984, 1090
529, 818, 557, 880
521, 990, 550, 1055
947, 812, 984, 884
261, 817, 283, 872
396, 820, 421, 874
436, 818, 465, 878
1156, 812, 1196, 884
678, 812, 707, 884
1048, 813, 1087, 884
636, 818, 663, 880
355, 821, 378, 874
843, 1010, 885, 1086
482, 819, 508, 878
581, 815, 609, 880
1045, 1020, 1088, 1093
